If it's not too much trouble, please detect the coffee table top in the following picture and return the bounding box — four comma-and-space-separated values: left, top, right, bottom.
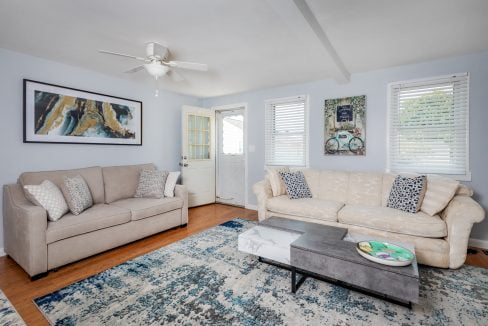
260, 216, 419, 279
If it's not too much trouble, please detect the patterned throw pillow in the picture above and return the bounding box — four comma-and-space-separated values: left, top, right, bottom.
135, 169, 169, 199
24, 180, 69, 221
279, 171, 312, 199
387, 175, 427, 213
60, 175, 93, 215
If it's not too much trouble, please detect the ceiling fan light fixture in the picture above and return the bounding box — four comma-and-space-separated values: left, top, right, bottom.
144, 62, 169, 78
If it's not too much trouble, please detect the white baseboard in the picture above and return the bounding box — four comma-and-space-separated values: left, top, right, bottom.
469, 238, 488, 249
245, 204, 258, 211
0, 248, 5, 257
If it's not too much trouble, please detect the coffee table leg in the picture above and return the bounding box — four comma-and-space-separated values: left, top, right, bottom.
291, 267, 297, 293
291, 267, 307, 294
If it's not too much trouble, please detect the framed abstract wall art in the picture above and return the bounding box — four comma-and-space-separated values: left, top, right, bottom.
324, 95, 366, 155
23, 79, 142, 145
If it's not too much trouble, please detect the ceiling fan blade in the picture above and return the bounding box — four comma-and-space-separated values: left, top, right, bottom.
124, 65, 145, 73
99, 50, 148, 62
166, 61, 208, 71
168, 70, 185, 82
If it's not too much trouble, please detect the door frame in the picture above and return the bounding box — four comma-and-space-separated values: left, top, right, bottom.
212, 103, 249, 208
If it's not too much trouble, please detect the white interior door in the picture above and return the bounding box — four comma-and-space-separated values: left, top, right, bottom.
216, 108, 245, 206
181, 105, 215, 207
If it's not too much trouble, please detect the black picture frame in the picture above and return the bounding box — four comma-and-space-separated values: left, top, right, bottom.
23, 79, 143, 145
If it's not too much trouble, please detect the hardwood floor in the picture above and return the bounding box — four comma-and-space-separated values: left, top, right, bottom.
0, 204, 258, 325
0, 203, 485, 325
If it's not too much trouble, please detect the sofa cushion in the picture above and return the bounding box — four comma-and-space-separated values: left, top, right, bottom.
346, 172, 383, 206
46, 204, 131, 243
267, 196, 343, 222
102, 163, 156, 203
316, 170, 349, 203
19, 166, 104, 204
110, 197, 183, 221
301, 169, 320, 197
338, 204, 447, 238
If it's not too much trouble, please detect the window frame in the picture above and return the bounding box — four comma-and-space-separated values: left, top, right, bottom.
386, 73, 471, 181
264, 95, 310, 168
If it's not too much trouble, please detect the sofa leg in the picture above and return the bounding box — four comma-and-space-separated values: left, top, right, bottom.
31, 272, 48, 281
180, 223, 188, 228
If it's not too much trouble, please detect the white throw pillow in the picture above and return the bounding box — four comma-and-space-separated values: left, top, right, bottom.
266, 166, 289, 197
421, 176, 460, 216
24, 180, 69, 221
164, 171, 181, 197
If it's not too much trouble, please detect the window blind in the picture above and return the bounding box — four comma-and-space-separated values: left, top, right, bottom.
388, 73, 469, 178
265, 96, 308, 167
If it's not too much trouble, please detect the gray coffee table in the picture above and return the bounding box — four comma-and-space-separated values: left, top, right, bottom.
240, 216, 419, 308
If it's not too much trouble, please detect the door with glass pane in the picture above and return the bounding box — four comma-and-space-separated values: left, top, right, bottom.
181, 105, 215, 207
216, 108, 245, 206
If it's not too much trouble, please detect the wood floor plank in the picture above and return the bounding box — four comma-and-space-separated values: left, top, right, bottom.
0, 204, 485, 325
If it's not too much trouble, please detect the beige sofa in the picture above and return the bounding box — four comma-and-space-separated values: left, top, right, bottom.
3, 163, 188, 279
253, 169, 485, 269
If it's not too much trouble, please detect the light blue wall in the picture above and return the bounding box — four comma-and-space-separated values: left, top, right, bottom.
202, 52, 488, 241
0, 48, 200, 247
1, 48, 487, 244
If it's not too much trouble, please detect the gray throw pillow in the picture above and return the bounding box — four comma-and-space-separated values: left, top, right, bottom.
279, 171, 312, 199
387, 175, 427, 213
61, 175, 94, 215
135, 169, 169, 199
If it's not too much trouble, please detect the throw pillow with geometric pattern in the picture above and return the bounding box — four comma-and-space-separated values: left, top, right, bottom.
135, 169, 169, 199
279, 171, 312, 199
387, 175, 427, 213
24, 180, 69, 221
60, 175, 93, 215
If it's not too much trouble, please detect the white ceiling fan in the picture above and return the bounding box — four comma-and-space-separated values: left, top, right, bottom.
99, 42, 208, 82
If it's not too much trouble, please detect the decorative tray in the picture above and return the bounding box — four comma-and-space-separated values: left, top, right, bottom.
356, 240, 414, 266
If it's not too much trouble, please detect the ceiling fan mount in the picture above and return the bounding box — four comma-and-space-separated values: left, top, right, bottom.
98, 42, 208, 82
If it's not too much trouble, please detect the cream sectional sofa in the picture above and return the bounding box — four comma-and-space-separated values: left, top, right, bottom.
253, 169, 485, 269
3, 163, 188, 279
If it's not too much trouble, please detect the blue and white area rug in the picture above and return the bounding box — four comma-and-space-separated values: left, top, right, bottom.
35, 219, 487, 325
0, 290, 25, 326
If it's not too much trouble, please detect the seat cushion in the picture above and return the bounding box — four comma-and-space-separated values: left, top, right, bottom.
338, 204, 447, 238
46, 204, 131, 243
102, 163, 156, 203
20, 166, 105, 204
110, 197, 183, 221
267, 196, 343, 222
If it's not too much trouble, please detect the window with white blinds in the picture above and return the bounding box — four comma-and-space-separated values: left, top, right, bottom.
265, 95, 308, 167
387, 73, 470, 179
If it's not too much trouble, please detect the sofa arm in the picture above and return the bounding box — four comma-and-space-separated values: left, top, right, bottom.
253, 179, 273, 221
174, 185, 188, 225
3, 184, 48, 277
441, 195, 485, 269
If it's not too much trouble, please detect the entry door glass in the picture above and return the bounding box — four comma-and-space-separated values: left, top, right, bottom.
217, 109, 245, 206
188, 114, 210, 160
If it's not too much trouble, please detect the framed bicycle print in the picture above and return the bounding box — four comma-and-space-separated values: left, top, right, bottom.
23, 79, 142, 145
324, 95, 366, 156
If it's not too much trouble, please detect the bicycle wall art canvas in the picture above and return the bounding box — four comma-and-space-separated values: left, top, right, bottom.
324, 95, 366, 155
23, 79, 142, 145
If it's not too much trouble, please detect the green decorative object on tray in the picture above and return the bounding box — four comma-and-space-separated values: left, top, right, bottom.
356, 241, 414, 266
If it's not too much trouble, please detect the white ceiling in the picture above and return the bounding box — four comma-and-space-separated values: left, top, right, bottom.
1, 0, 487, 98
